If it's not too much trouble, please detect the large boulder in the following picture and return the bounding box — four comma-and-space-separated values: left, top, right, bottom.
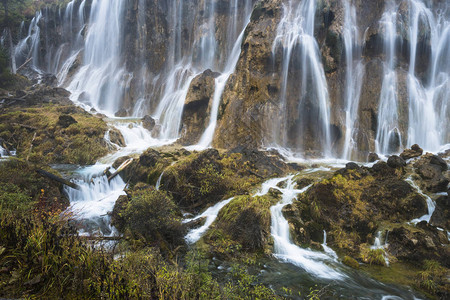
142, 115, 156, 132
387, 155, 406, 169
430, 195, 450, 230
205, 194, 280, 256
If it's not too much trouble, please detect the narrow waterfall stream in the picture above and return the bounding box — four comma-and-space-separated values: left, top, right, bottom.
271, 0, 332, 156
341, 0, 364, 160
375, 1, 402, 155
256, 176, 343, 280
406, 177, 436, 224
184, 197, 235, 244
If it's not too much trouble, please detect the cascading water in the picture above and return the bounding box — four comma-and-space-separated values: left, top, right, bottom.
154, 0, 253, 143
341, 0, 364, 160
375, 1, 402, 155
406, 0, 450, 152
406, 177, 436, 224
65, 164, 126, 236
12, 0, 86, 80
256, 176, 343, 279
194, 10, 252, 149
184, 197, 234, 244
131, 0, 149, 117
13, 11, 42, 72
66, 0, 129, 115
271, 0, 332, 157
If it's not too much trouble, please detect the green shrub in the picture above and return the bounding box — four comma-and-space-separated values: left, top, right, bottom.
121, 188, 184, 248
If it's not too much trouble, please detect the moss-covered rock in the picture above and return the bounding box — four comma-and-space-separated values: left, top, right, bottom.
120, 147, 294, 214
203, 193, 280, 258
342, 255, 360, 269
0, 86, 111, 164
286, 164, 428, 257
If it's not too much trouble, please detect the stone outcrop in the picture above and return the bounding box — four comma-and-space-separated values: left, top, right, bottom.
400, 144, 423, 160
179, 69, 219, 145
213, 0, 283, 149
414, 153, 449, 193
285, 162, 428, 256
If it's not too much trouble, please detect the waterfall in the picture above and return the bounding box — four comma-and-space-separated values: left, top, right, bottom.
66, 0, 129, 115
7, 0, 449, 156
14, 11, 42, 72
272, 0, 331, 157
132, 0, 149, 117
341, 0, 364, 160
65, 164, 126, 236
406, 0, 450, 152
194, 7, 253, 149
375, 1, 402, 155
150, 0, 217, 140
155, 171, 164, 190
322, 230, 338, 260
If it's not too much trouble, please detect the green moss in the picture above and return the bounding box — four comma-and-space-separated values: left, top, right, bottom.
219, 195, 278, 224
0, 105, 109, 164
342, 256, 360, 269
203, 194, 280, 257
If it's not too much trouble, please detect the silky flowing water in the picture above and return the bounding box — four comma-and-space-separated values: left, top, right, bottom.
4, 0, 448, 297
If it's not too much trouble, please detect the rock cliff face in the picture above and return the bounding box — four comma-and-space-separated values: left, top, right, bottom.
214, 0, 283, 149
6, 0, 449, 158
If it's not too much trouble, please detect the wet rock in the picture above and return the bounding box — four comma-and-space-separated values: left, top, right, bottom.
368, 153, 380, 162
209, 194, 279, 253
400, 144, 423, 160
429, 155, 448, 171
151, 124, 162, 137
286, 161, 428, 257
414, 154, 449, 193
108, 128, 125, 147
115, 108, 128, 117
139, 149, 162, 167
346, 162, 360, 170
214, 0, 283, 149
430, 195, 450, 230
142, 115, 156, 131
296, 178, 314, 189
184, 216, 206, 231
57, 114, 77, 128
387, 225, 449, 267
371, 161, 396, 177
179, 69, 218, 145
110, 194, 130, 231
387, 155, 406, 168
78, 92, 90, 104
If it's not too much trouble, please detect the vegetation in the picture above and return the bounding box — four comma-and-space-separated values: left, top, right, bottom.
117, 187, 184, 251
0, 102, 109, 164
